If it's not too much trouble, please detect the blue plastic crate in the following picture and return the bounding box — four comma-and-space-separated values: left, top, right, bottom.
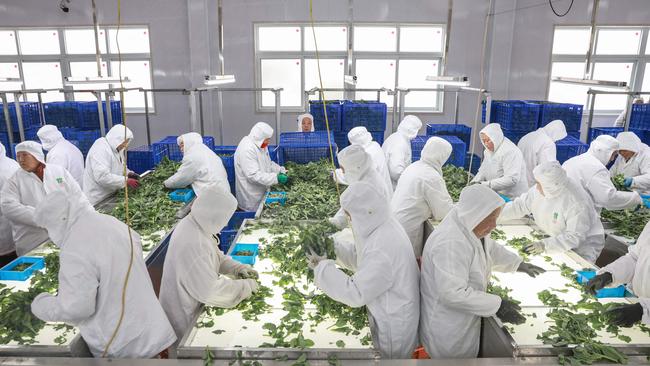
268, 145, 280, 164
169, 188, 195, 202
226, 211, 256, 230
265, 191, 287, 206
278, 132, 337, 165
526, 101, 583, 132
411, 135, 467, 167
333, 131, 384, 150
556, 136, 588, 164
310, 100, 343, 131
426, 124, 472, 147
213, 145, 237, 157
371, 131, 385, 145
501, 127, 529, 145
127, 145, 169, 174
588, 127, 623, 144
152, 135, 215, 162
218, 229, 238, 253
73, 129, 101, 157
43, 102, 80, 128
229, 243, 259, 265
465, 153, 481, 175
12, 127, 39, 143
220, 155, 236, 194
630, 103, 650, 130
576, 270, 626, 298
630, 129, 650, 146
482, 101, 540, 131
0, 132, 9, 157
0, 102, 42, 132
0, 256, 45, 281
341, 101, 387, 131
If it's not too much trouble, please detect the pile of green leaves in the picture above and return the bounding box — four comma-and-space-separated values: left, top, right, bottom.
601, 208, 650, 239
611, 174, 629, 192
442, 165, 473, 201
262, 160, 342, 221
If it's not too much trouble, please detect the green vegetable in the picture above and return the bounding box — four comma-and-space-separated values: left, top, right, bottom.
611, 174, 629, 192
232, 250, 254, 256
443, 165, 473, 202
10, 263, 32, 272
601, 207, 650, 239
490, 228, 507, 241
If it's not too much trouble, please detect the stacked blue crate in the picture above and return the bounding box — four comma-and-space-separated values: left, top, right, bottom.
630, 104, 650, 131
127, 145, 169, 174
73, 130, 102, 156
218, 229, 238, 253
0, 102, 42, 132
152, 135, 215, 162
426, 124, 472, 147
587, 127, 623, 144
411, 135, 467, 167
342, 101, 387, 131
226, 211, 256, 230
43, 102, 81, 128
465, 153, 481, 175
556, 136, 588, 164
527, 101, 583, 133
0, 132, 9, 157
309, 100, 343, 131
213, 145, 237, 194
482, 100, 541, 144
278, 131, 337, 165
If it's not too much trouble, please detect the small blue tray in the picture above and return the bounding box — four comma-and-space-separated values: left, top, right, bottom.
265, 191, 287, 206
0, 256, 45, 281
499, 194, 511, 203
229, 243, 259, 265
169, 188, 195, 202
576, 270, 626, 298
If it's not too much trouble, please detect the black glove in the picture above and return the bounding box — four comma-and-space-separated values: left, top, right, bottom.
128, 172, 140, 180
517, 262, 546, 278
585, 272, 613, 296
496, 298, 526, 325
606, 303, 643, 328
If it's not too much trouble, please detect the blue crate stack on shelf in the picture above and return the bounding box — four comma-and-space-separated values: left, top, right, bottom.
556, 136, 588, 164
218, 229, 238, 253
426, 124, 472, 147
213, 145, 238, 194
0, 132, 9, 157
629, 104, 650, 145
73, 129, 102, 157
482, 100, 541, 144
43, 101, 81, 128
309, 100, 343, 131
465, 153, 481, 175
152, 135, 215, 162
587, 127, 623, 144
278, 131, 337, 165
0, 102, 42, 132
312, 100, 387, 150
411, 135, 467, 167
526, 101, 583, 136
127, 145, 169, 174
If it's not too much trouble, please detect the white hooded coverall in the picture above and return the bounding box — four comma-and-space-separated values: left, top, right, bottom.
610, 132, 650, 196
37, 125, 85, 187
1, 141, 86, 255
563, 135, 642, 212
391, 136, 454, 256
420, 184, 523, 359
159, 185, 257, 344
382, 115, 422, 188
234, 122, 285, 211
163, 132, 230, 197
500, 161, 606, 263
83, 124, 134, 205
347, 127, 393, 194
314, 182, 420, 359
471, 123, 529, 198
600, 221, 650, 324
30, 190, 176, 358
517, 119, 567, 187
0, 142, 19, 256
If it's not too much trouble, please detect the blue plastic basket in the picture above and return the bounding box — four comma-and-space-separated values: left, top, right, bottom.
213, 145, 237, 157
73, 129, 101, 157
226, 211, 256, 230
411, 135, 467, 167
43, 102, 81, 128
220, 155, 236, 194
0, 256, 45, 281
268, 145, 280, 164
152, 135, 215, 162
229, 243, 259, 265
127, 145, 168, 174
310, 100, 343, 131
278, 132, 337, 165
0, 102, 42, 132
341, 101, 387, 131
501, 128, 529, 145
265, 191, 287, 206
218, 229, 238, 253
426, 124, 472, 147
0, 132, 9, 157
576, 270, 626, 298
630, 103, 650, 130
630, 129, 650, 146
526, 101, 583, 132
169, 188, 195, 202
465, 153, 481, 175
556, 136, 588, 164
483, 101, 541, 131
587, 127, 623, 144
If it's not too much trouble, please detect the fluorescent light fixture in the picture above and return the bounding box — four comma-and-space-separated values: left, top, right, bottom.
344, 74, 357, 86
425, 75, 470, 87
204, 74, 236, 85
552, 77, 627, 88
0, 77, 22, 83
64, 76, 131, 86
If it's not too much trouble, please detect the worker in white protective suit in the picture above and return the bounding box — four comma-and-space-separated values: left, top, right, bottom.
382, 115, 422, 188
420, 184, 544, 359
0, 142, 19, 267
159, 184, 259, 345
614, 98, 644, 128
391, 136, 454, 257
610, 132, 650, 196
499, 161, 606, 263
37, 124, 85, 187
345, 127, 392, 194
0, 141, 86, 256
307, 182, 420, 359
563, 135, 643, 212
586, 221, 650, 327
329, 145, 392, 229
234, 122, 287, 211
517, 119, 568, 187
83, 124, 139, 205
30, 190, 176, 358
297, 113, 315, 132
471, 123, 528, 199
163, 132, 230, 196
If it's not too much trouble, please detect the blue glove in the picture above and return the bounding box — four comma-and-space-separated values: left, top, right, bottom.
624, 177, 633, 188
643, 198, 650, 209
499, 194, 511, 203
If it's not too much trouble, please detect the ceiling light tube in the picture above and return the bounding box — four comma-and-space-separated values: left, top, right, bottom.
552, 77, 627, 88
204, 74, 236, 85
64, 76, 131, 85
425, 75, 470, 87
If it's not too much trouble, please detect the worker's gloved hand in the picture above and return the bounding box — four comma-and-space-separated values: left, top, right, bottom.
498, 194, 511, 203
277, 173, 289, 185
585, 272, 613, 295
643, 197, 650, 209
496, 298, 526, 325
306, 250, 327, 270
624, 177, 633, 188
128, 172, 140, 180
127, 178, 140, 189
328, 216, 348, 230
517, 262, 546, 278
522, 241, 545, 255
242, 279, 259, 295
279, 166, 288, 174
606, 303, 643, 327
237, 265, 259, 280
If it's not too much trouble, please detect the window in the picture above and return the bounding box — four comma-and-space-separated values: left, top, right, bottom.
548, 26, 650, 112
255, 23, 446, 112
0, 26, 153, 113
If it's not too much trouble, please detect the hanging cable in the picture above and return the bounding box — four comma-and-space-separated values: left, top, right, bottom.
549, 0, 574, 17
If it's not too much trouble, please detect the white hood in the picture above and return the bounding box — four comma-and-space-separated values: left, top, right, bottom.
533, 160, 568, 198
588, 135, 619, 166
177, 132, 204, 155
542, 120, 568, 142
397, 115, 422, 140
340, 181, 390, 240
480, 123, 505, 152
249, 122, 274, 148
0, 141, 7, 159
297, 113, 315, 132
616, 131, 641, 154
338, 145, 372, 184
456, 184, 504, 233
106, 124, 134, 151
37, 125, 65, 151
34, 190, 94, 247
190, 184, 237, 236
348, 127, 373, 148
421, 136, 451, 175
15, 141, 45, 164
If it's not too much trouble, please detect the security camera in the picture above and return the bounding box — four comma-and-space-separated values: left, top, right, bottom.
59, 0, 70, 13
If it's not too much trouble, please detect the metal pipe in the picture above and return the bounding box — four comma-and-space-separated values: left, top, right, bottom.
198, 91, 205, 136
586, 89, 650, 95
485, 92, 492, 125
376, 90, 381, 102
217, 90, 225, 145
398, 90, 407, 123
274, 90, 281, 145
143, 90, 151, 146
0, 94, 14, 147
13, 95, 25, 142
37, 92, 46, 126
442, 0, 453, 73
623, 93, 636, 132
586, 92, 597, 141
346, 0, 354, 99
584, 0, 600, 78
217, 0, 225, 76
105, 92, 113, 128
93, 92, 106, 137
454, 91, 460, 125
195, 87, 282, 92
91, 0, 103, 78
391, 90, 399, 133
